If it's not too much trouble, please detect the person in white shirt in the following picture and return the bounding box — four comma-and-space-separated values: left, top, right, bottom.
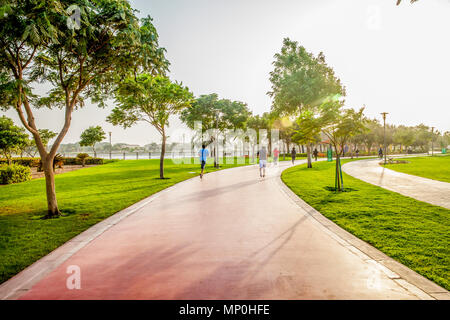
257, 146, 268, 178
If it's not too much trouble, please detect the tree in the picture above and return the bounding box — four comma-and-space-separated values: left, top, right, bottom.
411, 124, 432, 152
437, 131, 450, 150
0, 1, 166, 217
353, 119, 380, 153
0, 116, 28, 164
321, 103, 367, 192
23, 129, 58, 157
108, 74, 193, 179
79, 126, 106, 158
291, 111, 322, 164
268, 38, 345, 168
180, 93, 250, 165
272, 116, 295, 160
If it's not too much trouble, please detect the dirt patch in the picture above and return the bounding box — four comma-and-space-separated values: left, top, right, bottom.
379, 159, 410, 165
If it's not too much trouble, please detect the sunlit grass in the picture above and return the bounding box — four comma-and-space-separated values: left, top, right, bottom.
0, 158, 249, 284
383, 155, 450, 183
282, 159, 450, 290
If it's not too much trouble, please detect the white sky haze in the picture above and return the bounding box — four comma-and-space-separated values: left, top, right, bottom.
3, 0, 450, 145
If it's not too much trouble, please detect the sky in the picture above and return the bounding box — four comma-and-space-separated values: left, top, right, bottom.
2, 0, 450, 145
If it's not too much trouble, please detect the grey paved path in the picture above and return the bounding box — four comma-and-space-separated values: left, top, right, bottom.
342, 159, 450, 209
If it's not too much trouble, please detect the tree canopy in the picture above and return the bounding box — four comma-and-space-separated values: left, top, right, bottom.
108, 73, 193, 178
0, 116, 28, 164
268, 38, 345, 116
79, 126, 106, 157
0, 0, 168, 217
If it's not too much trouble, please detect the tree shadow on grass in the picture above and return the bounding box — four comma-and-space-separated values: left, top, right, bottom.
323, 186, 358, 192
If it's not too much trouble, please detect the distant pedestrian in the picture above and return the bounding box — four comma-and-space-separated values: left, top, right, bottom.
291, 147, 297, 164
273, 147, 280, 165
378, 147, 383, 159
356, 149, 359, 158
198, 144, 209, 179
258, 146, 268, 177
313, 148, 319, 161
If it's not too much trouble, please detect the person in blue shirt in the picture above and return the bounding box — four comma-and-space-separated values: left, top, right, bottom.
198, 144, 210, 179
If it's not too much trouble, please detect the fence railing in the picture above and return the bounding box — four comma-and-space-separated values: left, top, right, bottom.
59, 151, 253, 160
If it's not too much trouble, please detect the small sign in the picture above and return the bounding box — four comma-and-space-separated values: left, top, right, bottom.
327, 148, 333, 162
443, 148, 447, 154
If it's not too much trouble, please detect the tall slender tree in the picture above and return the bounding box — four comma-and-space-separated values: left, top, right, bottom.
321, 103, 367, 191
108, 74, 193, 179
79, 126, 106, 158
268, 38, 345, 168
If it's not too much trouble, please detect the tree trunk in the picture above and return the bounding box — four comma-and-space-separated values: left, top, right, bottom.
306, 144, 312, 168
286, 142, 290, 160
160, 132, 166, 179
5, 151, 12, 165
43, 156, 60, 218
335, 155, 341, 192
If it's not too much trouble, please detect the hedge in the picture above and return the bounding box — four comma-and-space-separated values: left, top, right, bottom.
62, 157, 104, 165
0, 157, 40, 167
0, 164, 32, 185
0, 157, 104, 167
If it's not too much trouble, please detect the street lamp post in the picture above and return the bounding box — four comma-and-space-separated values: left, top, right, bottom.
381, 112, 389, 165
109, 131, 112, 160
215, 112, 219, 168
431, 126, 435, 156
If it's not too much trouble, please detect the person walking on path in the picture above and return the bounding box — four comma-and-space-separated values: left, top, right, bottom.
198, 144, 209, 179
273, 147, 280, 165
291, 147, 297, 164
257, 146, 268, 178
356, 149, 359, 158
378, 147, 383, 159
313, 148, 319, 162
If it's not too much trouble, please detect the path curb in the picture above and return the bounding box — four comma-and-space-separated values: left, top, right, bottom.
0, 164, 256, 300
277, 165, 450, 300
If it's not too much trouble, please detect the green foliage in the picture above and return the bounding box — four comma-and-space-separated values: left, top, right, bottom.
76, 153, 90, 160
180, 93, 251, 147
282, 160, 450, 290
79, 126, 106, 156
109, 74, 193, 178
109, 74, 193, 133
292, 110, 323, 145
268, 38, 345, 116
37, 129, 57, 147
0, 164, 31, 184
321, 103, 368, 155
0, 157, 40, 167
0, 116, 29, 162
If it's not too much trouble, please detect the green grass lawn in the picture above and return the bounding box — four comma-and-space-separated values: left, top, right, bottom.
383, 155, 450, 183
282, 160, 450, 290
0, 157, 252, 284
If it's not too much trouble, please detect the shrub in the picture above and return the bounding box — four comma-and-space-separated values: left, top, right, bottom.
0, 164, 32, 185
76, 153, 90, 167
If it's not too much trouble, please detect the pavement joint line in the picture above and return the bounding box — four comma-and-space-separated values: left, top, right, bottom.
277, 162, 449, 300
